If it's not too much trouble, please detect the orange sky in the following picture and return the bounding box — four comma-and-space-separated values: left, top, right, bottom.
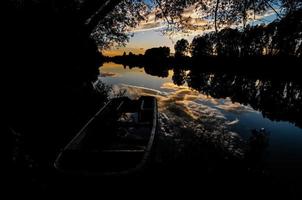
102, 47, 146, 56
101, 29, 179, 56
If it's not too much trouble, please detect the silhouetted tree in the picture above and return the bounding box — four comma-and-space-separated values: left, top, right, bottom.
274, 9, 302, 57
90, 0, 149, 49
144, 46, 170, 61
187, 7, 302, 59
216, 28, 241, 57
191, 34, 214, 57
241, 24, 267, 57
282, 0, 302, 14
151, 0, 301, 32
174, 39, 189, 57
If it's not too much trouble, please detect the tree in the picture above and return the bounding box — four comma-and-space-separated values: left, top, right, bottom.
152, 0, 286, 32
13, 0, 300, 50
216, 28, 241, 57
90, 0, 149, 49
174, 39, 189, 57
91, 0, 301, 49
190, 34, 214, 57
242, 24, 267, 57
144, 46, 170, 60
274, 9, 302, 56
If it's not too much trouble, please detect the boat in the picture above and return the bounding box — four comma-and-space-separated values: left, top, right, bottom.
54, 96, 158, 176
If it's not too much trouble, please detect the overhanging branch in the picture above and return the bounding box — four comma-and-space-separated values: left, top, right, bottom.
214, 0, 219, 33
265, 1, 282, 19
155, 0, 173, 25
85, 0, 122, 35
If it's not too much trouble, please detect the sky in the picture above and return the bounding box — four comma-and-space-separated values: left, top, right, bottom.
102, 5, 279, 56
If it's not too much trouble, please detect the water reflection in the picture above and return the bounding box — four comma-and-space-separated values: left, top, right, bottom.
111, 83, 246, 159
144, 64, 169, 78
99, 62, 302, 164
185, 70, 302, 128
172, 68, 186, 86
112, 64, 302, 128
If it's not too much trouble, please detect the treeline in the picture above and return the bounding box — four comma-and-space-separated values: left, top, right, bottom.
106, 46, 174, 66
190, 9, 302, 58
107, 9, 302, 72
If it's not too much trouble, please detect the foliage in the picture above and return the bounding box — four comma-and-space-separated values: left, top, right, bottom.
174, 39, 190, 56
216, 28, 241, 57
190, 33, 214, 57
144, 46, 171, 59
189, 8, 302, 58
9, 0, 302, 50
152, 0, 302, 32
90, 0, 302, 49
91, 0, 150, 49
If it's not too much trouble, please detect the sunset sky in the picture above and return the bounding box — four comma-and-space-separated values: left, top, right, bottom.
102, 6, 278, 56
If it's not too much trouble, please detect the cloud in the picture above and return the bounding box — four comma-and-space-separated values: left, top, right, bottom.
129, 5, 209, 33
251, 8, 279, 21
160, 82, 189, 90
131, 22, 166, 33
215, 99, 256, 113
100, 72, 119, 77
129, 5, 278, 36
160, 82, 256, 115
130, 9, 166, 33
226, 118, 239, 125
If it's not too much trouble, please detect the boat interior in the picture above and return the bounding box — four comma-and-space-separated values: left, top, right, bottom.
57, 96, 156, 173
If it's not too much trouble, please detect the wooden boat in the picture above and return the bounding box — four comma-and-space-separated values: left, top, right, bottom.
54, 96, 158, 176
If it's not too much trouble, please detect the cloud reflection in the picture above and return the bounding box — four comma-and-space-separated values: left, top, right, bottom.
110, 82, 246, 158
111, 82, 255, 125
100, 72, 119, 77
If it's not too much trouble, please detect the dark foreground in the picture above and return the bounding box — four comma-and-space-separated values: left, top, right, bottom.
6, 116, 302, 199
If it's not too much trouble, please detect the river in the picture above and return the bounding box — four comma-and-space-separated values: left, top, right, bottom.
98, 62, 302, 171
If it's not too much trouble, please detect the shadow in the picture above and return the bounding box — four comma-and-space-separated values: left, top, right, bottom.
4, 1, 111, 194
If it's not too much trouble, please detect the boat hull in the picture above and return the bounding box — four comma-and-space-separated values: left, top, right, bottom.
54, 96, 158, 176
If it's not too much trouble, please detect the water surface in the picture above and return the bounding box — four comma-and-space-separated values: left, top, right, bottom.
98, 62, 302, 165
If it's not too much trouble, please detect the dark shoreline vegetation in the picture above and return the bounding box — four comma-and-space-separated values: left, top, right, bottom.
106, 8, 302, 76
107, 8, 302, 77
3, 0, 302, 198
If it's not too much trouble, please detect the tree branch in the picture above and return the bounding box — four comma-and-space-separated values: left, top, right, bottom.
214, 0, 219, 33
85, 0, 122, 35
253, 0, 256, 20
242, 0, 247, 29
265, 1, 282, 19
155, 0, 173, 25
